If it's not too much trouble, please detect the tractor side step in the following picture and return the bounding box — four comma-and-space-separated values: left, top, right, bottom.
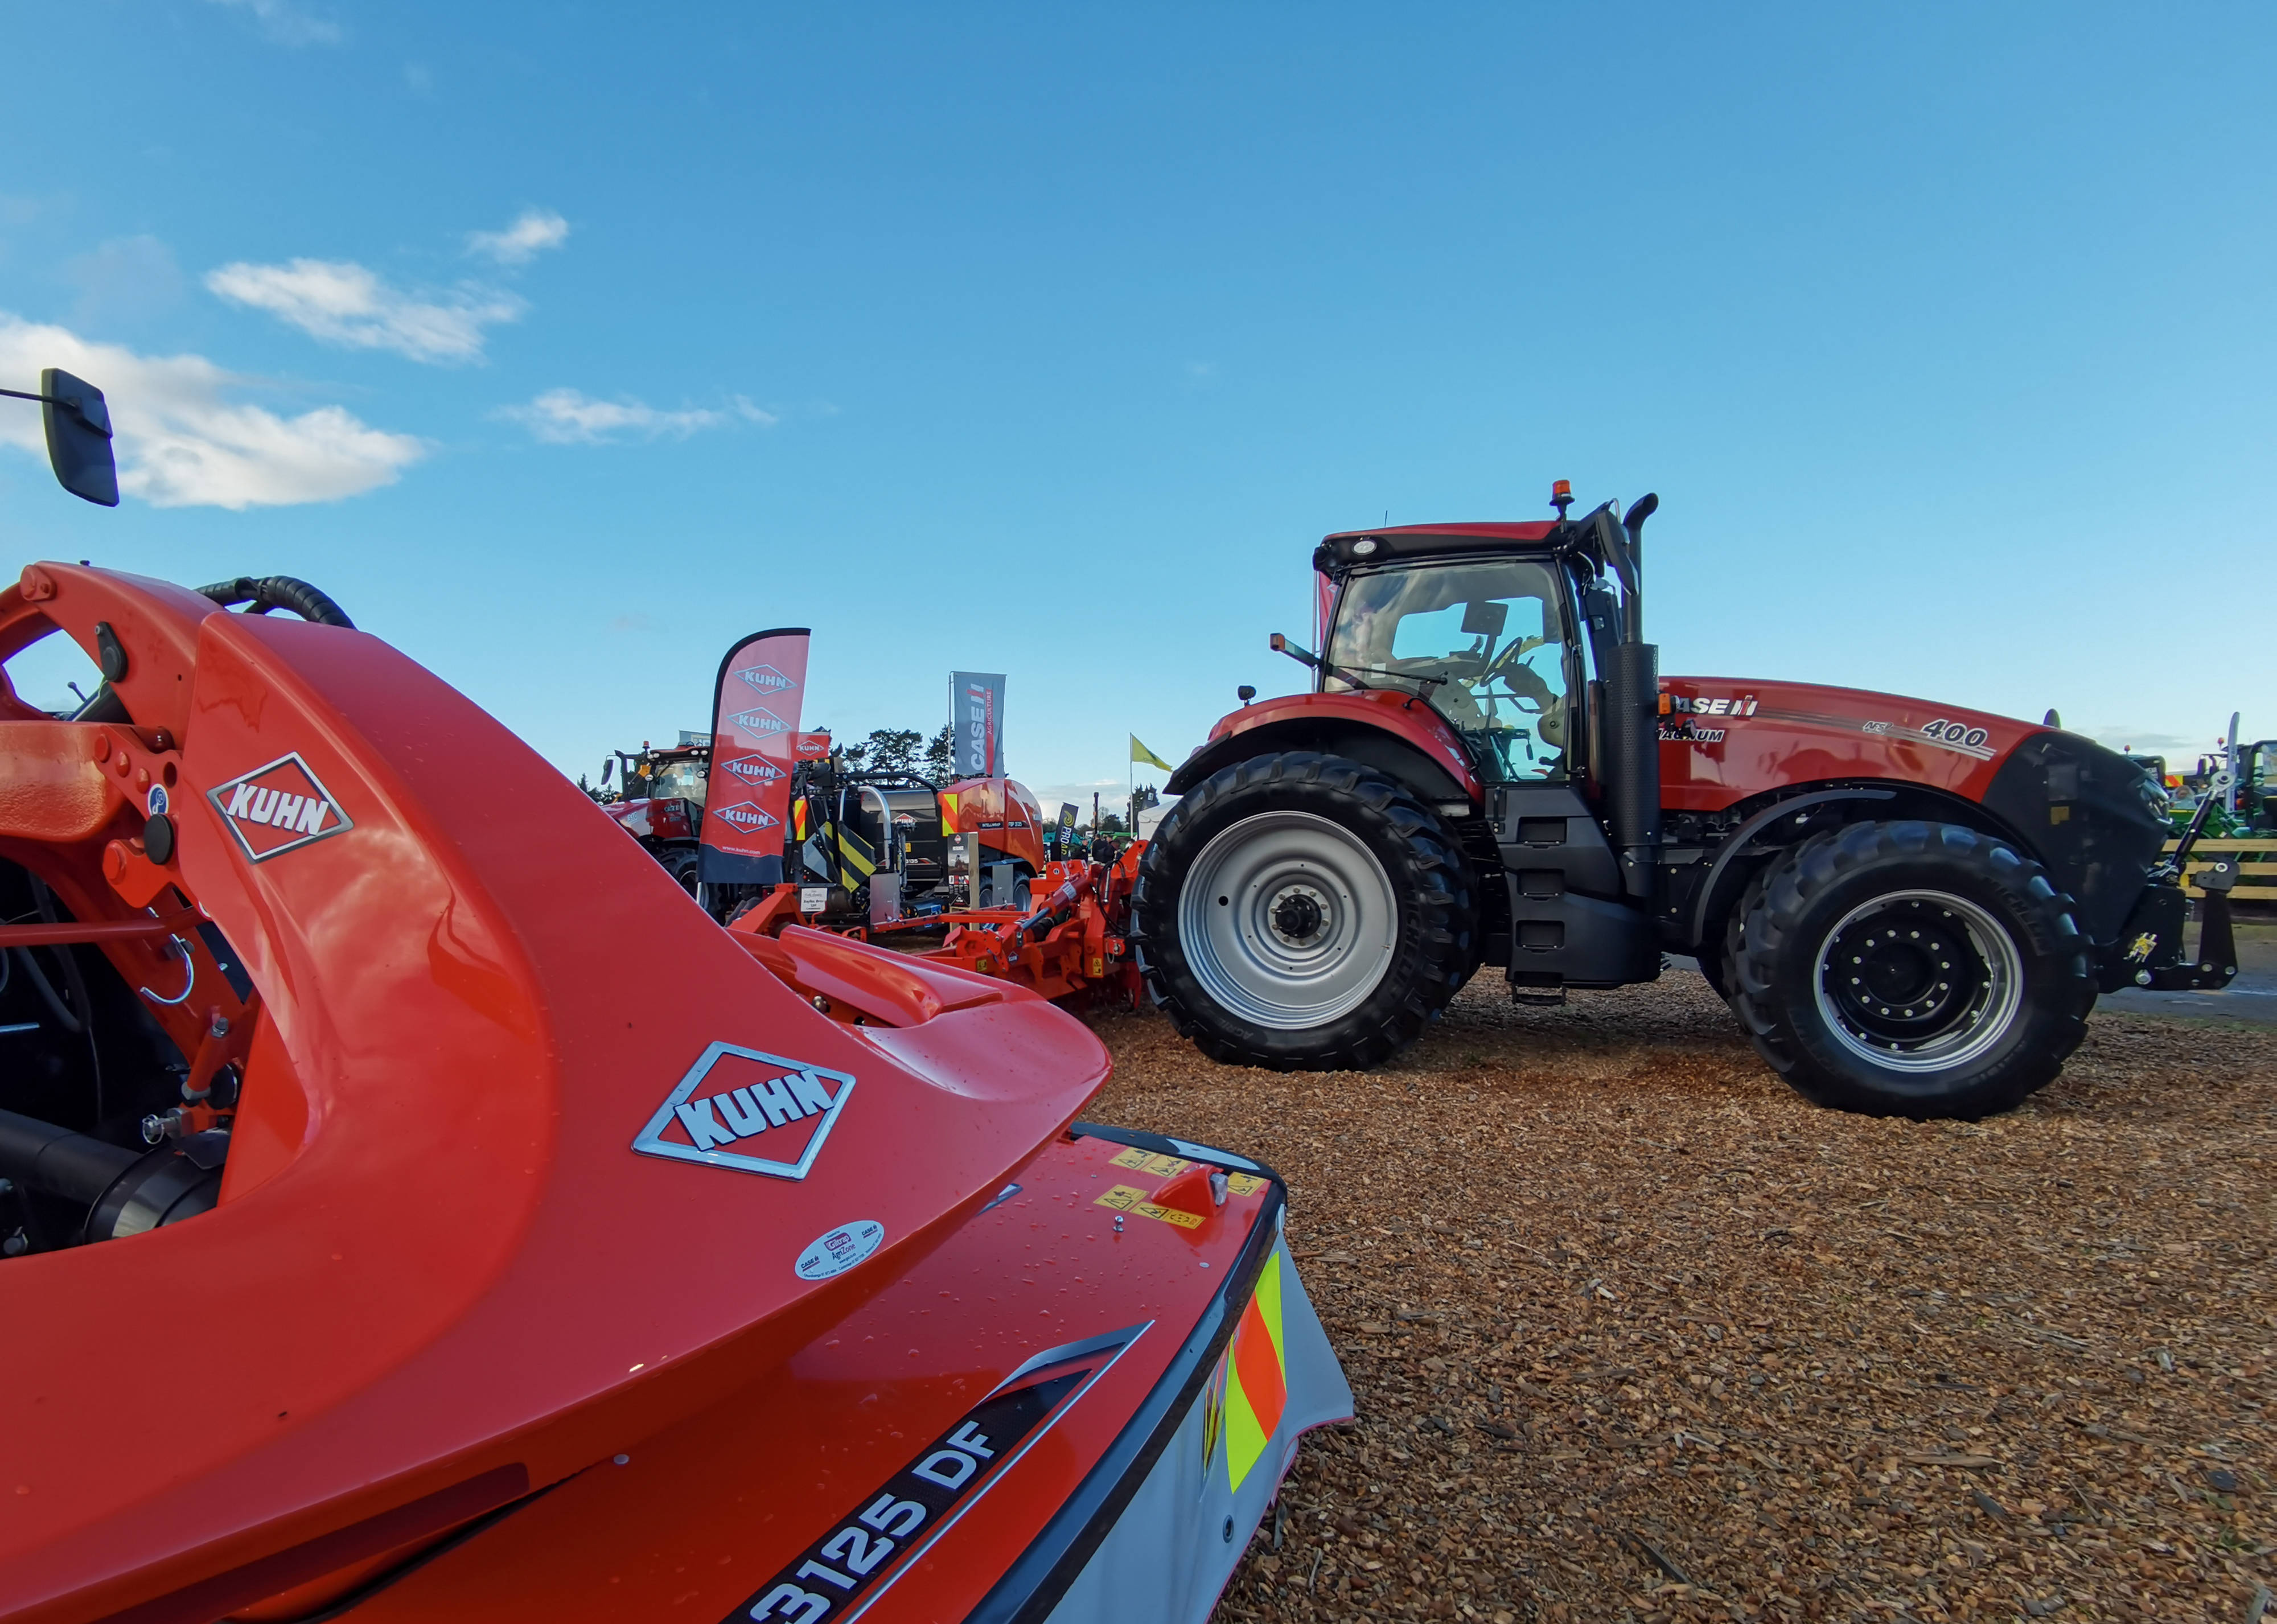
1509, 984, 1567, 1008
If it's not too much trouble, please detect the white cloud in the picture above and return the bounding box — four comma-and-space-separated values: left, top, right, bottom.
205, 258, 523, 364
495, 388, 775, 446
0, 313, 424, 509
467, 209, 570, 266
206, 0, 343, 47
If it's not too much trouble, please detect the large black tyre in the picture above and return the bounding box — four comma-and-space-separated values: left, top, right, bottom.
1731, 820, 2095, 1120
1132, 751, 1475, 1070
660, 844, 701, 899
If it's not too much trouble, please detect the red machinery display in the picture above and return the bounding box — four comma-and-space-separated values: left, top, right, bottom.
0, 561, 1347, 1622
1134, 487, 2233, 1119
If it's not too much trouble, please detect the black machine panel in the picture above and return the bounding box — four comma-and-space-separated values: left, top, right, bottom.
1490, 784, 1658, 989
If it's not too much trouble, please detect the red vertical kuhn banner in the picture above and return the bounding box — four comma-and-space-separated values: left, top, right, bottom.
698, 628, 810, 886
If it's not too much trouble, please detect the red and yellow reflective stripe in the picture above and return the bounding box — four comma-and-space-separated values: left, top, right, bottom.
1223, 1251, 1288, 1492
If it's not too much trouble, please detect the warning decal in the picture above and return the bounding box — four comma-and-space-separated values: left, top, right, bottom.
1094, 1183, 1206, 1230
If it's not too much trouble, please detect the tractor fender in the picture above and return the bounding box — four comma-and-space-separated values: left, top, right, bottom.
1684, 780, 2052, 953
1165, 693, 1481, 807
1687, 786, 1896, 950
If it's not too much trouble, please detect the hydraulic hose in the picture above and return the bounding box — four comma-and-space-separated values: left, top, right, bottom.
196, 575, 355, 629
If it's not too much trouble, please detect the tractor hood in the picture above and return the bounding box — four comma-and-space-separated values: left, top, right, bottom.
1658, 674, 2049, 811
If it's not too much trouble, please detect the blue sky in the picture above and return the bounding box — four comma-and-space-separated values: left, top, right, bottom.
4, 2, 2272, 810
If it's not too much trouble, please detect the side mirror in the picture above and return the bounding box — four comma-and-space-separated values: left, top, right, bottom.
1268, 632, 1320, 669
601, 758, 615, 784
41, 369, 120, 507
1237, 685, 1257, 705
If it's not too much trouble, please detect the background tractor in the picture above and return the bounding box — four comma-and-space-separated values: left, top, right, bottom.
1133, 486, 2231, 1120
593, 738, 712, 895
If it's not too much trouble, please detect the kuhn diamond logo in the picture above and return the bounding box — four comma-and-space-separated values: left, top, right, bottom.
716, 801, 778, 832
736, 663, 798, 694
207, 752, 353, 863
722, 755, 784, 786
631, 1043, 855, 1179
730, 706, 790, 740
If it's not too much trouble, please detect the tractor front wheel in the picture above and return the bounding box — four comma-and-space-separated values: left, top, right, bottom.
1132, 752, 1474, 1070
661, 845, 701, 899
1731, 820, 2094, 1119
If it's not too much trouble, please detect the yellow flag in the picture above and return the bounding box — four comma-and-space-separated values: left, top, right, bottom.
1129, 734, 1175, 774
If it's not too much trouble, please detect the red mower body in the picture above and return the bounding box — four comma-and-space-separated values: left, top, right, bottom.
0, 564, 1349, 1623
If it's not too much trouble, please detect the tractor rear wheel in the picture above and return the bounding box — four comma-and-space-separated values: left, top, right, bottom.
1132, 751, 1474, 1070
1731, 820, 2094, 1119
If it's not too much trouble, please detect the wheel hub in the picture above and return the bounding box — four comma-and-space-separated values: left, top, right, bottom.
1268, 885, 1328, 947
1812, 890, 2024, 1073
1174, 811, 1399, 1030
1830, 909, 1976, 1037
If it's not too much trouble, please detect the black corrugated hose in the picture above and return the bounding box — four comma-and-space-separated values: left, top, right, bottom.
195, 575, 355, 629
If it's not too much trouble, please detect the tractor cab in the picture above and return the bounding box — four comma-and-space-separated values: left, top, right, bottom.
612, 742, 710, 808
1318, 548, 1578, 784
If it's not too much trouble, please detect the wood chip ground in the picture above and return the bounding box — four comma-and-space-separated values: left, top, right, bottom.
1082, 972, 2275, 1623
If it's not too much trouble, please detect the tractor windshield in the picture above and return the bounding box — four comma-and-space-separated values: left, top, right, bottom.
649, 759, 709, 804
1326, 560, 1571, 782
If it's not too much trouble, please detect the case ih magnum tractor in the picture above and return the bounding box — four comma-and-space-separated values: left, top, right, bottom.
1135, 488, 2233, 1120
596, 740, 712, 894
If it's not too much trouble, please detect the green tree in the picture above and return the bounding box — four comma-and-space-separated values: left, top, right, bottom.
926, 724, 956, 782
865, 727, 923, 775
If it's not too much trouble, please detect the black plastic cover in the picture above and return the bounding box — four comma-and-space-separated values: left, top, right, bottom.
1983, 732, 2171, 945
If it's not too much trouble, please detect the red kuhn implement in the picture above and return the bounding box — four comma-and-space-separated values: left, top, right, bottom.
631, 627, 1152, 1010
0, 547, 1348, 1621
1132, 485, 2232, 1119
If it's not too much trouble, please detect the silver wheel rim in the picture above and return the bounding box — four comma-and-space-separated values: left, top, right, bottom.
1178, 811, 1399, 1030
1812, 889, 2024, 1074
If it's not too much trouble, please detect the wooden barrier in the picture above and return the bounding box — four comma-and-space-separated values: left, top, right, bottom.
2167, 837, 2277, 902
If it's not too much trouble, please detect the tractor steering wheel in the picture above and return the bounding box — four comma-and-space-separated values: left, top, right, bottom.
1479, 636, 1556, 710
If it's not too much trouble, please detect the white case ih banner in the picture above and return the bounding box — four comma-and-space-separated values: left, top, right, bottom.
950, 671, 1006, 778
700, 627, 811, 886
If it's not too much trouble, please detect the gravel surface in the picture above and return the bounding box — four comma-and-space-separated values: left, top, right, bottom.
1084, 970, 2277, 1623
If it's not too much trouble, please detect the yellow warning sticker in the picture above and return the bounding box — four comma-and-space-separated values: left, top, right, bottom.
1108, 1147, 1194, 1178
1136, 1202, 1206, 1230
1095, 1186, 1207, 1228
1226, 1173, 1268, 1198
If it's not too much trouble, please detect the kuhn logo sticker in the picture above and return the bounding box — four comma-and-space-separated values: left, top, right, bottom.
736, 663, 798, 694
723, 755, 784, 786
715, 800, 778, 832
729, 706, 790, 740
632, 1043, 855, 1179
207, 753, 353, 863
795, 1219, 885, 1281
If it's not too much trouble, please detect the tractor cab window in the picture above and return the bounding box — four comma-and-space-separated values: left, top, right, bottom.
649, 760, 709, 804
1326, 560, 1572, 782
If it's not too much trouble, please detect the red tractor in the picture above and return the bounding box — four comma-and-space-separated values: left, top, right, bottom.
595, 740, 711, 895
1134, 487, 2234, 1120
